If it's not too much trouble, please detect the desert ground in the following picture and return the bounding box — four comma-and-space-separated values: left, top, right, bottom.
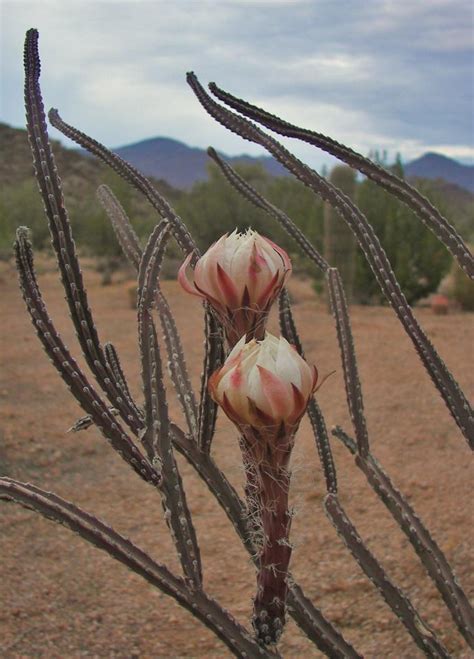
0, 257, 473, 658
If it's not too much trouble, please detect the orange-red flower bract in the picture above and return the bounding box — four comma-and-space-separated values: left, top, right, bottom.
209, 333, 317, 433
178, 229, 291, 346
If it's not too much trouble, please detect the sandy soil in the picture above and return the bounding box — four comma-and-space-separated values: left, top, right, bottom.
0, 257, 473, 658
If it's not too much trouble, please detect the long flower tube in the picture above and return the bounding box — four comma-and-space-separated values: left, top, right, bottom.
210, 333, 318, 644
179, 229, 291, 347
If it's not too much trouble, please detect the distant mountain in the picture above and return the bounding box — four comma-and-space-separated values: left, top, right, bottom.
405, 152, 474, 193
0, 122, 182, 201
113, 136, 289, 189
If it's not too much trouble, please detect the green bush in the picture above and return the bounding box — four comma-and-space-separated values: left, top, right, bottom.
354, 157, 451, 305
452, 261, 474, 311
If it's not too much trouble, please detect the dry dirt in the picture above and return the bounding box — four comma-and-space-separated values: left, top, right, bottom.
0, 257, 473, 658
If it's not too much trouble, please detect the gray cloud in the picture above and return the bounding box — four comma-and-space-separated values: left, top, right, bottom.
1, 0, 473, 171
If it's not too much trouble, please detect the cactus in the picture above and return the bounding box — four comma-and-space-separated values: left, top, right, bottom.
1, 28, 473, 658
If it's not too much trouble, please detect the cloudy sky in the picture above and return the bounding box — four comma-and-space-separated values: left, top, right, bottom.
1, 0, 473, 171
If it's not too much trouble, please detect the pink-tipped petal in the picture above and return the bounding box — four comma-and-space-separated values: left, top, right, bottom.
289, 383, 306, 424
222, 391, 245, 425
256, 270, 281, 307
194, 257, 218, 299
208, 368, 223, 400
248, 397, 276, 427
193, 280, 226, 314
216, 262, 240, 308
248, 241, 266, 277
258, 364, 292, 420
230, 362, 243, 388
262, 237, 292, 272
178, 253, 202, 298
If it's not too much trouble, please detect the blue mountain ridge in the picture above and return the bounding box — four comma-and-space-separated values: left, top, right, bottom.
113, 136, 289, 189
107, 135, 473, 193
404, 152, 473, 193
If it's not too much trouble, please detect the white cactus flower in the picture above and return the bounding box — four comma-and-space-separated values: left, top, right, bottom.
178, 230, 291, 345
209, 333, 317, 430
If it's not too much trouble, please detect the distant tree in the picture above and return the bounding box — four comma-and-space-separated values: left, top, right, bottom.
324, 166, 357, 300
355, 156, 451, 304
0, 179, 48, 252
452, 259, 474, 311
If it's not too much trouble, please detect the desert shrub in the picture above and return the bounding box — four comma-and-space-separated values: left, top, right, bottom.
452, 260, 474, 310
0, 179, 49, 250
354, 158, 452, 304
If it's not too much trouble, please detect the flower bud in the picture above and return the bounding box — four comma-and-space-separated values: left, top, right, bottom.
178, 229, 291, 346
209, 333, 317, 432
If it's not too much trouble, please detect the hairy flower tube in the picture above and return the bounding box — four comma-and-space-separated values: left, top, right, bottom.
209, 333, 318, 644
178, 229, 291, 346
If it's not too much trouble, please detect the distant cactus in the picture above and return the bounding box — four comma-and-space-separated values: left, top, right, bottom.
1, 29, 473, 659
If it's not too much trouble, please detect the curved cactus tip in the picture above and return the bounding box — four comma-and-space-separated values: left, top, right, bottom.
48, 107, 59, 120
24, 28, 40, 74
16, 226, 30, 241
25, 27, 39, 47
